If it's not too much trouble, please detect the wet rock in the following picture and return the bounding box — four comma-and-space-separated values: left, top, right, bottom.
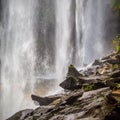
102, 52, 120, 65
67, 64, 83, 78
7, 109, 33, 120
83, 66, 99, 76
107, 90, 120, 105
61, 89, 83, 105
92, 59, 102, 66
102, 52, 118, 59
104, 107, 120, 120
105, 59, 120, 64
31, 95, 60, 106
110, 70, 120, 78
111, 90, 120, 102
65, 91, 83, 105
59, 76, 82, 90
106, 77, 120, 89
60, 75, 107, 91
7, 52, 120, 120
82, 81, 106, 92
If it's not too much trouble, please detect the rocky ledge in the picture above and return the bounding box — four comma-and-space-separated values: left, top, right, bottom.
8, 52, 120, 120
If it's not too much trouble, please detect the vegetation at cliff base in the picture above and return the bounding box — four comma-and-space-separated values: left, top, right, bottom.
112, 34, 120, 52
111, 0, 120, 15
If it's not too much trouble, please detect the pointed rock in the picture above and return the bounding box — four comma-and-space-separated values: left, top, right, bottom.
59, 76, 82, 90
67, 64, 83, 78
31, 95, 60, 106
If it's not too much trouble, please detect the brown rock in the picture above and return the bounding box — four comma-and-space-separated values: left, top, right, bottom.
31, 95, 60, 106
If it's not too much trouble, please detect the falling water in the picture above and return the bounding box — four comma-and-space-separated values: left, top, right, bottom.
83, 0, 109, 63
75, 0, 85, 67
0, 0, 37, 119
55, 0, 72, 82
0, 0, 115, 119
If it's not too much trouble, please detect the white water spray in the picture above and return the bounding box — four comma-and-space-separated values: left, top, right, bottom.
55, 0, 72, 82
75, 0, 85, 67
0, 0, 113, 119
0, 0, 37, 119
83, 0, 106, 63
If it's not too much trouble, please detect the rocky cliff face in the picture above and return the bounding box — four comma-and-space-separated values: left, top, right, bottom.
7, 51, 120, 120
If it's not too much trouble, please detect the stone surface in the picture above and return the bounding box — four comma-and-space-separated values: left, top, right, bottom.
7, 109, 33, 120
31, 94, 60, 106
8, 52, 120, 120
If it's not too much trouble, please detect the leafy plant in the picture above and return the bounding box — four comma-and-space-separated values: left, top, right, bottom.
111, 0, 120, 15
112, 34, 120, 53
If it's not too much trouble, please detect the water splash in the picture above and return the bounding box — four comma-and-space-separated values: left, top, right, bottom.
75, 0, 85, 67
55, 0, 72, 83
83, 0, 107, 63
0, 0, 37, 119
0, 0, 114, 119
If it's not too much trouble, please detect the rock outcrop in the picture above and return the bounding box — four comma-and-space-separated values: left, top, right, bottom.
31, 94, 61, 106
8, 52, 120, 120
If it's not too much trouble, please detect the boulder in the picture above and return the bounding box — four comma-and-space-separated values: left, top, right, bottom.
67, 64, 83, 78
110, 70, 120, 78
92, 59, 102, 66
59, 76, 82, 90
82, 81, 106, 92
106, 77, 120, 89
7, 109, 33, 120
104, 106, 120, 120
64, 90, 83, 105
110, 90, 120, 103
7, 52, 120, 120
102, 52, 120, 65
31, 95, 60, 106
60, 75, 107, 91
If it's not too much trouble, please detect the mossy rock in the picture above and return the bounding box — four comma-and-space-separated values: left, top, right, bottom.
112, 64, 120, 70
67, 64, 83, 78
83, 84, 94, 91
83, 82, 106, 92
59, 76, 82, 90
111, 90, 120, 103
115, 83, 120, 89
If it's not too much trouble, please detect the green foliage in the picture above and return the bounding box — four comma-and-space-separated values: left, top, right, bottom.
100, 93, 105, 99
111, 0, 120, 15
83, 84, 94, 91
112, 34, 120, 53
112, 64, 120, 70
69, 64, 74, 69
115, 83, 120, 89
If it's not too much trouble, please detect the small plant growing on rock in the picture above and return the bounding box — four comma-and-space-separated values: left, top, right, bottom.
112, 34, 120, 53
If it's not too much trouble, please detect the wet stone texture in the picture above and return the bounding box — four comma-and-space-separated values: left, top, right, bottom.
8, 52, 120, 120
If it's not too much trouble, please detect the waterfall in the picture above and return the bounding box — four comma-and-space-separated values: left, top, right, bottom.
0, 0, 115, 119
55, 0, 72, 82
0, 0, 37, 119
55, 0, 86, 82
75, 0, 85, 67
83, 0, 108, 63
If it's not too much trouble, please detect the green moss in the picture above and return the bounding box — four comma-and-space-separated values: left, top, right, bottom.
69, 64, 74, 69
118, 101, 120, 104
115, 83, 120, 89
112, 34, 120, 53
83, 84, 94, 92
100, 93, 105, 99
112, 64, 120, 70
